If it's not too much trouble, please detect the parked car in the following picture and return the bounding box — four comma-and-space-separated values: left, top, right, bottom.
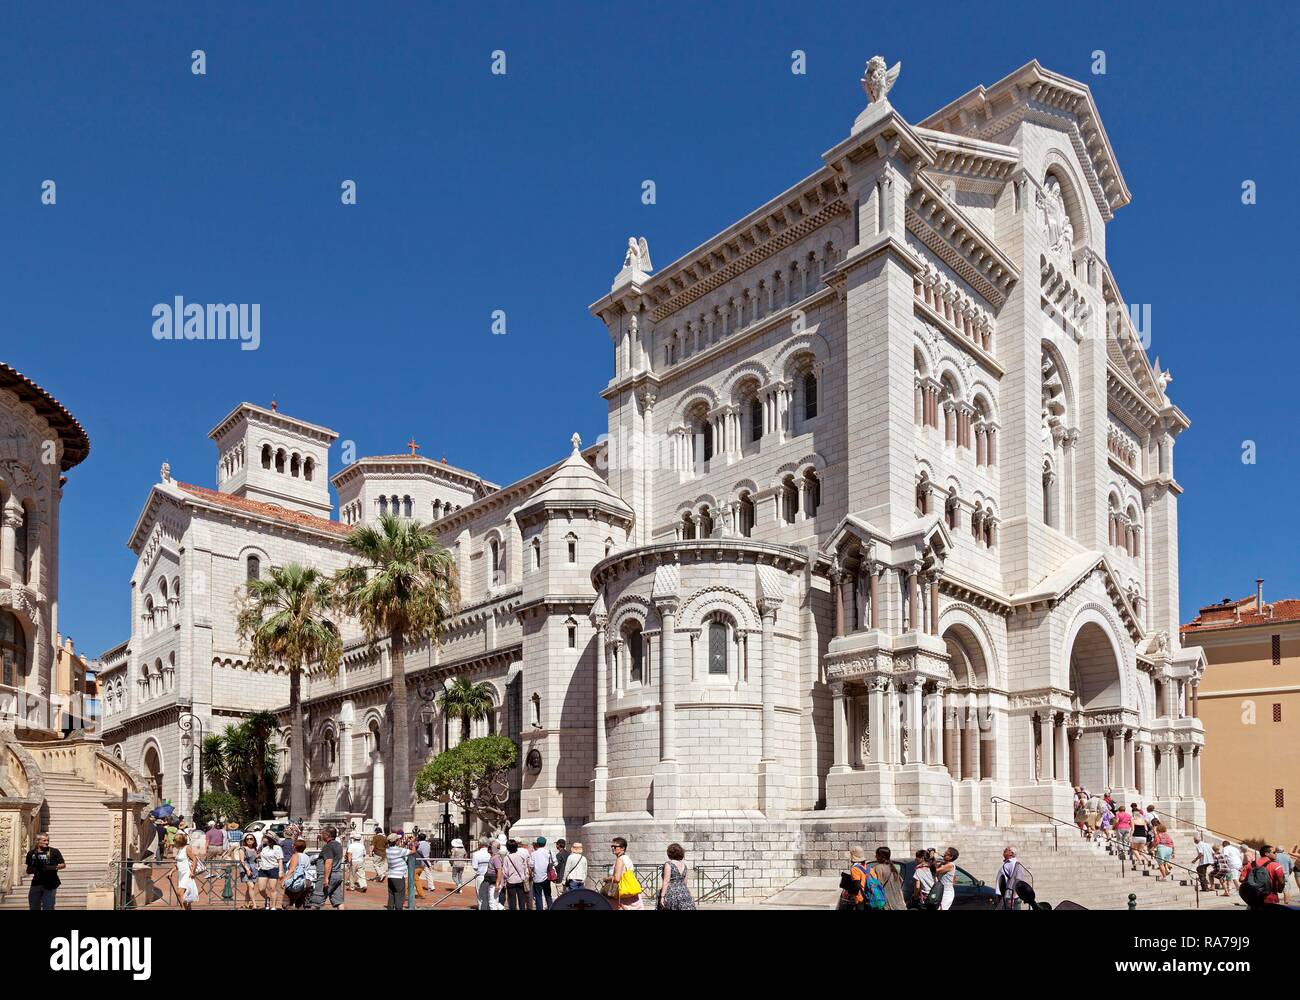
899, 860, 999, 910
242, 819, 291, 840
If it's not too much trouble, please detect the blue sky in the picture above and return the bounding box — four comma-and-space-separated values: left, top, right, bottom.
2, 1, 1296, 657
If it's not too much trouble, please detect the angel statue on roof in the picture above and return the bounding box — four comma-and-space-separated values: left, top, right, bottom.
862, 55, 901, 105
623, 236, 652, 273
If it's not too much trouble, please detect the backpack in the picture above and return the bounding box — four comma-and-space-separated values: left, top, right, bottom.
924, 873, 944, 909
285, 855, 310, 892
865, 866, 888, 910
1240, 861, 1273, 903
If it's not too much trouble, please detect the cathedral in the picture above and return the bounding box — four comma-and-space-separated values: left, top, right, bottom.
96, 57, 1207, 899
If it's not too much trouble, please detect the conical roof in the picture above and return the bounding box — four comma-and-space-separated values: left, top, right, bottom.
518, 433, 634, 522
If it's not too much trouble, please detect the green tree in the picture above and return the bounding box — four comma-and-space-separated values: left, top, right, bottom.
206, 712, 280, 819
237, 563, 343, 820
414, 735, 517, 833
192, 790, 243, 829
439, 676, 495, 742
333, 514, 459, 828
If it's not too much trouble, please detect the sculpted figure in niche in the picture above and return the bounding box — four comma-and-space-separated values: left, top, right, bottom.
1037, 175, 1075, 257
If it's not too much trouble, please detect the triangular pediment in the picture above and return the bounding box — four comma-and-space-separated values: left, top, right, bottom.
1010, 551, 1143, 641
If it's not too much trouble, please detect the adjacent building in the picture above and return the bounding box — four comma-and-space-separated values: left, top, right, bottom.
1182, 582, 1299, 846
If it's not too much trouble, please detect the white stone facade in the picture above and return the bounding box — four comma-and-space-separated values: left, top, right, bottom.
98, 59, 1208, 900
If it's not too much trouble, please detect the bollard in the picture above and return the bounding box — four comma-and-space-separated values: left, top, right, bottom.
1127, 893, 1137, 910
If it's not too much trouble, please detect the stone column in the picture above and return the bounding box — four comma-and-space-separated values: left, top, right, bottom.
1042, 712, 1055, 781
1069, 728, 1081, 786
758, 601, 783, 816
1125, 731, 1136, 793
371, 743, 385, 828
929, 578, 940, 635
1192, 748, 1202, 797
0, 501, 18, 580
833, 572, 845, 638
907, 565, 920, 631
904, 682, 923, 764
1192, 683, 1200, 718
868, 680, 886, 766
942, 698, 955, 777
831, 682, 849, 772
612, 640, 624, 699
1055, 715, 1069, 783
657, 601, 677, 761
868, 566, 879, 630
594, 629, 609, 772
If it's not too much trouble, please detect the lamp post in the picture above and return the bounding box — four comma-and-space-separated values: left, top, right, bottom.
178, 711, 206, 805
415, 677, 455, 852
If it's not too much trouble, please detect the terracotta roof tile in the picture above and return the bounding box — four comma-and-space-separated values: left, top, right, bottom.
0, 361, 91, 470
1181, 597, 1300, 634
175, 482, 353, 537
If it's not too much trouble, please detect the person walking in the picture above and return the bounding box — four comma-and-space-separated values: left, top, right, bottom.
25, 833, 66, 911
1152, 823, 1175, 881
1273, 842, 1293, 904
1193, 835, 1214, 892
412, 833, 430, 899
204, 820, 224, 856
657, 843, 696, 910
933, 847, 959, 910
314, 826, 346, 910
552, 840, 569, 895
238, 833, 259, 909
450, 838, 468, 892
282, 839, 312, 909
561, 842, 588, 892
531, 837, 554, 911
1221, 840, 1243, 890
911, 849, 936, 908
1239, 845, 1286, 908
471, 839, 494, 909
838, 845, 871, 911
1130, 803, 1149, 870
994, 847, 1032, 910
497, 839, 531, 911
610, 837, 643, 910
867, 846, 907, 910
346, 835, 367, 892
256, 834, 283, 910
174, 833, 200, 910
384, 833, 411, 910
1113, 804, 1133, 860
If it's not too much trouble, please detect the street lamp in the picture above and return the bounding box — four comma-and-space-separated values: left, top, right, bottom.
178, 711, 205, 804
414, 677, 454, 851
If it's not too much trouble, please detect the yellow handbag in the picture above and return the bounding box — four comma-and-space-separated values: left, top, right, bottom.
618, 867, 643, 896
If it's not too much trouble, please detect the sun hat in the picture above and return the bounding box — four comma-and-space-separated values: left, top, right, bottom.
451, 838, 464, 848
387, 833, 399, 844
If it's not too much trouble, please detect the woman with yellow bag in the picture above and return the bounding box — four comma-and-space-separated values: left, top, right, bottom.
608, 837, 644, 910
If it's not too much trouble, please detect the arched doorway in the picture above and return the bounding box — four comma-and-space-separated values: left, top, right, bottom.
142, 743, 164, 803
1066, 619, 1127, 792
942, 624, 994, 784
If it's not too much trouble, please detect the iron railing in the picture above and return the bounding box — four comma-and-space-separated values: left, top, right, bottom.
110, 859, 242, 910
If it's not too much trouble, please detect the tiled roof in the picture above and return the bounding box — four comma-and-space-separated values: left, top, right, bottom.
0, 361, 91, 470
174, 481, 353, 537
1181, 596, 1300, 634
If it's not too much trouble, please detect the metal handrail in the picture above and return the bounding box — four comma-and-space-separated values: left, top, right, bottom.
990, 795, 1080, 851
1157, 805, 1261, 851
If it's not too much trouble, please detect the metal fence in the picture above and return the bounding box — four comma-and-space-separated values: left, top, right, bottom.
110, 859, 242, 910
583, 864, 735, 905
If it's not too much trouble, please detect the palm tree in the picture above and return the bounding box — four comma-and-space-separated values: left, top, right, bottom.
236, 564, 342, 821
206, 713, 280, 818
333, 514, 459, 829
439, 676, 496, 742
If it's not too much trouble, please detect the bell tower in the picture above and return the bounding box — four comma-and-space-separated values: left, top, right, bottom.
208, 402, 337, 518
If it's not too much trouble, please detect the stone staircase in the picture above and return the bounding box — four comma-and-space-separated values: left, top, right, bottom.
761, 824, 1244, 911
0, 771, 114, 910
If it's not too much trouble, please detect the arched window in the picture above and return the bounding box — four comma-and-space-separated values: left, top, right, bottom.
707, 617, 730, 676
246, 555, 260, 582
626, 625, 644, 684
403, 496, 413, 518
532, 537, 542, 570
804, 470, 821, 518
916, 478, 929, 516
945, 493, 960, 530
261, 444, 272, 469
738, 491, 755, 538
803, 370, 818, 421
143, 596, 154, 636
303, 457, 315, 482
489, 538, 501, 586
680, 512, 696, 541
749, 397, 763, 443
290, 453, 301, 478
379, 496, 389, 516
275, 449, 286, 473
697, 507, 714, 538
781, 476, 799, 524
1, 611, 27, 689
566, 533, 578, 563
702, 419, 714, 462
1043, 461, 1057, 528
